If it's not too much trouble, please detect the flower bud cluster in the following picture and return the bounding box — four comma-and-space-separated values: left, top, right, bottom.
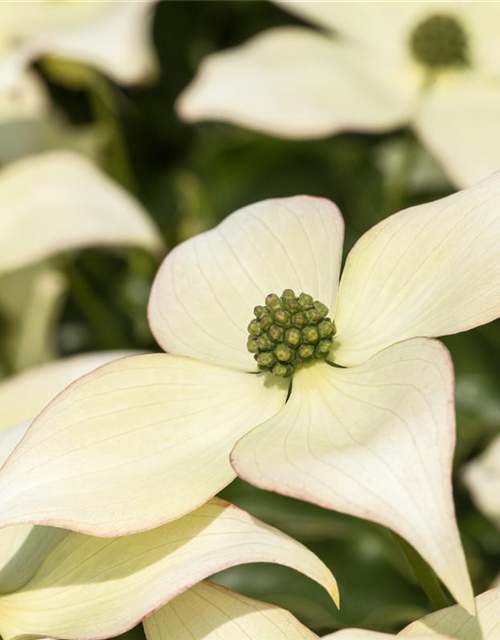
410, 14, 468, 69
247, 289, 336, 378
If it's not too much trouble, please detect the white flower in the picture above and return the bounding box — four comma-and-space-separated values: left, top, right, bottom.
2, 174, 500, 612
0, 1, 158, 122
0, 353, 336, 640
147, 580, 500, 640
178, 1, 500, 188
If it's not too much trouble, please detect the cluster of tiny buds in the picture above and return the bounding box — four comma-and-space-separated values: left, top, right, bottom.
247, 289, 336, 378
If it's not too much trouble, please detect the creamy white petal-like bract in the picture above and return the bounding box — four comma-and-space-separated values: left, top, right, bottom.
0, 350, 137, 434
144, 581, 318, 640
401, 587, 500, 639
415, 74, 500, 188
0, 351, 138, 595
0, 498, 337, 640
463, 435, 500, 528
334, 172, 500, 366
178, 27, 416, 139
0, 151, 163, 274
147, 583, 500, 640
0, 354, 286, 535
231, 338, 473, 613
0, 1, 157, 87
149, 196, 344, 370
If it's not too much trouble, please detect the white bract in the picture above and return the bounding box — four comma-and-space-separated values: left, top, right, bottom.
2, 175, 500, 613
0, 1, 157, 122
178, 1, 500, 188
147, 581, 500, 640
463, 435, 500, 530
0, 353, 336, 640
0, 150, 163, 276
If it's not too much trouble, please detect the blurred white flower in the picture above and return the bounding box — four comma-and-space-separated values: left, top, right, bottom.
463, 435, 500, 530
0, 150, 163, 372
0, 0, 158, 121
147, 580, 500, 640
178, 1, 500, 187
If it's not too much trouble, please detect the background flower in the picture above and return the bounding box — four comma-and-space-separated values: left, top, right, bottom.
177, 1, 500, 188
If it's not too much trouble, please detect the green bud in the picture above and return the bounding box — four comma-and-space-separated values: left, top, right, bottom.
318, 319, 335, 338
303, 326, 319, 344
315, 339, 332, 357
293, 312, 306, 328
272, 362, 293, 378
274, 343, 293, 362
247, 319, 262, 336
257, 352, 276, 368
305, 308, 322, 324
247, 337, 259, 353
298, 293, 314, 309
274, 309, 290, 326
298, 344, 315, 360
247, 289, 336, 377
285, 328, 301, 347
269, 324, 284, 342
257, 334, 273, 351
313, 301, 329, 317
266, 293, 282, 311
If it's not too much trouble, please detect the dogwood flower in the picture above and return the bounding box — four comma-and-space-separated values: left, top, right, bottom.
0, 1, 157, 122
178, 1, 500, 188
463, 435, 500, 530
0, 352, 336, 640
2, 173, 500, 613
147, 581, 500, 640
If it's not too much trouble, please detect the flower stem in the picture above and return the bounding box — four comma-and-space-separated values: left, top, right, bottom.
392, 533, 452, 611
378, 131, 418, 222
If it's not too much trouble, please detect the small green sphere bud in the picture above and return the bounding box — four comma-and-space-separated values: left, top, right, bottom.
313, 301, 329, 317
274, 309, 290, 326
303, 326, 319, 344
305, 308, 322, 324
247, 319, 262, 336
293, 312, 306, 328
298, 293, 314, 309
257, 352, 276, 368
298, 344, 315, 360
266, 293, 282, 311
285, 328, 301, 347
254, 305, 267, 319
257, 334, 273, 351
247, 289, 336, 377
272, 362, 293, 378
259, 315, 273, 331
269, 324, 284, 342
247, 337, 259, 353
315, 340, 332, 357
318, 319, 335, 338
274, 343, 293, 362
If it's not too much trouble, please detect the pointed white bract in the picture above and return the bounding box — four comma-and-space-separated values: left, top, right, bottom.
178, 1, 500, 187
3, 176, 500, 612
0, 354, 286, 535
231, 339, 472, 610
0, 151, 163, 275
